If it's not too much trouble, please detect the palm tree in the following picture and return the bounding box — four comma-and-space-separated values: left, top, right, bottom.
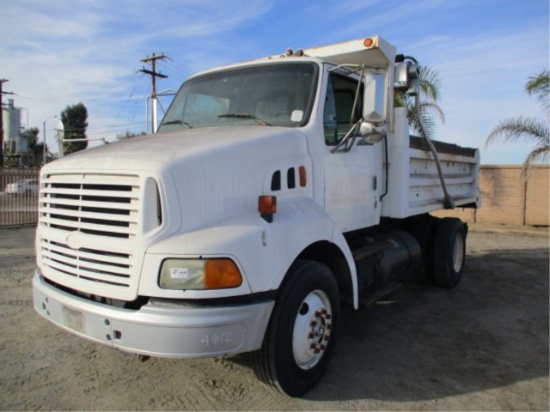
485, 69, 549, 171
395, 65, 445, 139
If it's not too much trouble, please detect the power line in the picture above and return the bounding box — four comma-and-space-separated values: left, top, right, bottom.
160, 58, 192, 83
139, 53, 168, 133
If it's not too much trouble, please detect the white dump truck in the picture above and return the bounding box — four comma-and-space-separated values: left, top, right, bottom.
33, 36, 480, 396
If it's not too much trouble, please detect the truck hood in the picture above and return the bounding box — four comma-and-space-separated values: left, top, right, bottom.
50, 127, 300, 170
44, 126, 311, 233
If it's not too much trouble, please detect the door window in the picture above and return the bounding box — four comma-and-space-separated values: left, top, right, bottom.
323, 74, 362, 146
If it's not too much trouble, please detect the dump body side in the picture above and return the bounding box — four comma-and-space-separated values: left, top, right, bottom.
381, 108, 480, 219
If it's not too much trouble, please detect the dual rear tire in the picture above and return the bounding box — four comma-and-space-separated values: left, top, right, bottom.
433, 218, 466, 288
411, 216, 466, 288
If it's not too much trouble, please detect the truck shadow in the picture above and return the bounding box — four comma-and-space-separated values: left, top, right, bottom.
306, 247, 549, 402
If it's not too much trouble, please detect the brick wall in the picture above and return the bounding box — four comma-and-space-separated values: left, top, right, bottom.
433, 165, 549, 226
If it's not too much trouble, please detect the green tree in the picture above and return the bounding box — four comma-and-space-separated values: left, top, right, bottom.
486, 69, 549, 171
115, 130, 146, 141
395, 65, 445, 139
60, 102, 88, 155
21, 127, 43, 166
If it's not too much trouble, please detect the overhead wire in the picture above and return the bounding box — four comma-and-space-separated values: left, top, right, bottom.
21, 56, 194, 140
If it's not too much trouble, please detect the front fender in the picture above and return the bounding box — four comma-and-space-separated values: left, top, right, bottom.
142, 196, 357, 306
263, 196, 357, 303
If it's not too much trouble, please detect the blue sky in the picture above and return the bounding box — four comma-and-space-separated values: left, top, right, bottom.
1, 0, 548, 164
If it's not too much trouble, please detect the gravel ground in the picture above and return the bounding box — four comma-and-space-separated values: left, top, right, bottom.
0, 224, 548, 411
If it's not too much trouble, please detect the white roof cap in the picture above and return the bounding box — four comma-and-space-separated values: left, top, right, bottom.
303, 36, 396, 68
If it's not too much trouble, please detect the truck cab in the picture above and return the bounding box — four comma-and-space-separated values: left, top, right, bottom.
33, 36, 479, 397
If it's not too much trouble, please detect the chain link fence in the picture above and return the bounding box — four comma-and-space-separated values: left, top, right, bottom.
0, 168, 40, 228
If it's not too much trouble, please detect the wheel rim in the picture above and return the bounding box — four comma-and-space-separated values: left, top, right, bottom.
292, 290, 333, 370
453, 232, 465, 272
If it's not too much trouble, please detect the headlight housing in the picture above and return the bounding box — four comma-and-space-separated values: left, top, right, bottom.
159, 258, 242, 290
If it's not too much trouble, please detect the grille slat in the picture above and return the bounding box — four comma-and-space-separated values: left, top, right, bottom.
40, 206, 138, 224
44, 258, 131, 287
41, 240, 131, 266
42, 188, 136, 199
41, 216, 138, 236
42, 247, 132, 277
41, 194, 138, 210
44, 255, 131, 280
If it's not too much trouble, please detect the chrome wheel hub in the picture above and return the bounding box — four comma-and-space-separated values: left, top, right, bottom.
453, 232, 465, 272
292, 290, 333, 370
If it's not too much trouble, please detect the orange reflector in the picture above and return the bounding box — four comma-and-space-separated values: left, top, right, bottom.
258, 195, 277, 214
258, 195, 277, 223
299, 166, 307, 187
364, 38, 374, 48
205, 259, 242, 289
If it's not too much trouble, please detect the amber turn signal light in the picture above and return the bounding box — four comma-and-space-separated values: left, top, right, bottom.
258, 195, 277, 223
205, 259, 242, 289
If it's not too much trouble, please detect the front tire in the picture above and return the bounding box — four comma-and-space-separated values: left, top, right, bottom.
253, 260, 340, 397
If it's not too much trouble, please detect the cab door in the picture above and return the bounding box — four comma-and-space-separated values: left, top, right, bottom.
323, 72, 383, 232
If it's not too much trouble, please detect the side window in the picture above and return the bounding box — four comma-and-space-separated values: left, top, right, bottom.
323, 74, 362, 146
324, 77, 338, 145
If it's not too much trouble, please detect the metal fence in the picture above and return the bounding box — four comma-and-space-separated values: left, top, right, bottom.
0, 168, 40, 228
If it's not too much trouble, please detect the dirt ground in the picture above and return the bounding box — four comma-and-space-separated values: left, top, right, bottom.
0, 224, 548, 411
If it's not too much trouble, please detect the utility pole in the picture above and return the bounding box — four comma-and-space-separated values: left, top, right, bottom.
0, 78, 14, 168
139, 53, 168, 133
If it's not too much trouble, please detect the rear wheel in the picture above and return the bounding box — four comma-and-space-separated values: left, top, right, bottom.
433, 218, 466, 288
409, 215, 438, 284
253, 260, 340, 397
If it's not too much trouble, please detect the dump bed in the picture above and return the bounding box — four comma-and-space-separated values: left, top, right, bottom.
381, 109, 480, 218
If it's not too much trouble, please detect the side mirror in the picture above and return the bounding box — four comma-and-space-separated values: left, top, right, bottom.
362, 71, 387, 123
360, 122, 385, 144
394, 61, 420, 95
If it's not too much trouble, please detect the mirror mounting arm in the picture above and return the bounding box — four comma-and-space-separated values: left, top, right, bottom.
330, 121, 362, 154
360, 121, 386, 144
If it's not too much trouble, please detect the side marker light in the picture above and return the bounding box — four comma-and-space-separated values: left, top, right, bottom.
258, 195, 277, 223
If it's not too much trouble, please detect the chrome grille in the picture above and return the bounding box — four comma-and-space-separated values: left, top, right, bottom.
38, 174, 142, 296
40, 240, 132, 287
40, 174, 140, 239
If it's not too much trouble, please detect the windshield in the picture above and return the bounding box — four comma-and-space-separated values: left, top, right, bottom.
158, 62, 318, 131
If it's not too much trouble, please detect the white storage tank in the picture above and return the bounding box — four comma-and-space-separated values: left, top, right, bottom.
2, 99, 25, 154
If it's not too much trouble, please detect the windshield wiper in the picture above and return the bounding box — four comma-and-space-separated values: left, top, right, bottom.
162, 119, 192, 129
218, 113, 271, 126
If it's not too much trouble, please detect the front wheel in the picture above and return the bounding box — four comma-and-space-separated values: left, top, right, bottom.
253, 260, 340, 397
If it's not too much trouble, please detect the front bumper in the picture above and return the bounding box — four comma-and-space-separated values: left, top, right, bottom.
33, 270, 274, 358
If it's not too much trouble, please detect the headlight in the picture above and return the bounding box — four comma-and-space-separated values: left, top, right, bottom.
159, 258, 242, 290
